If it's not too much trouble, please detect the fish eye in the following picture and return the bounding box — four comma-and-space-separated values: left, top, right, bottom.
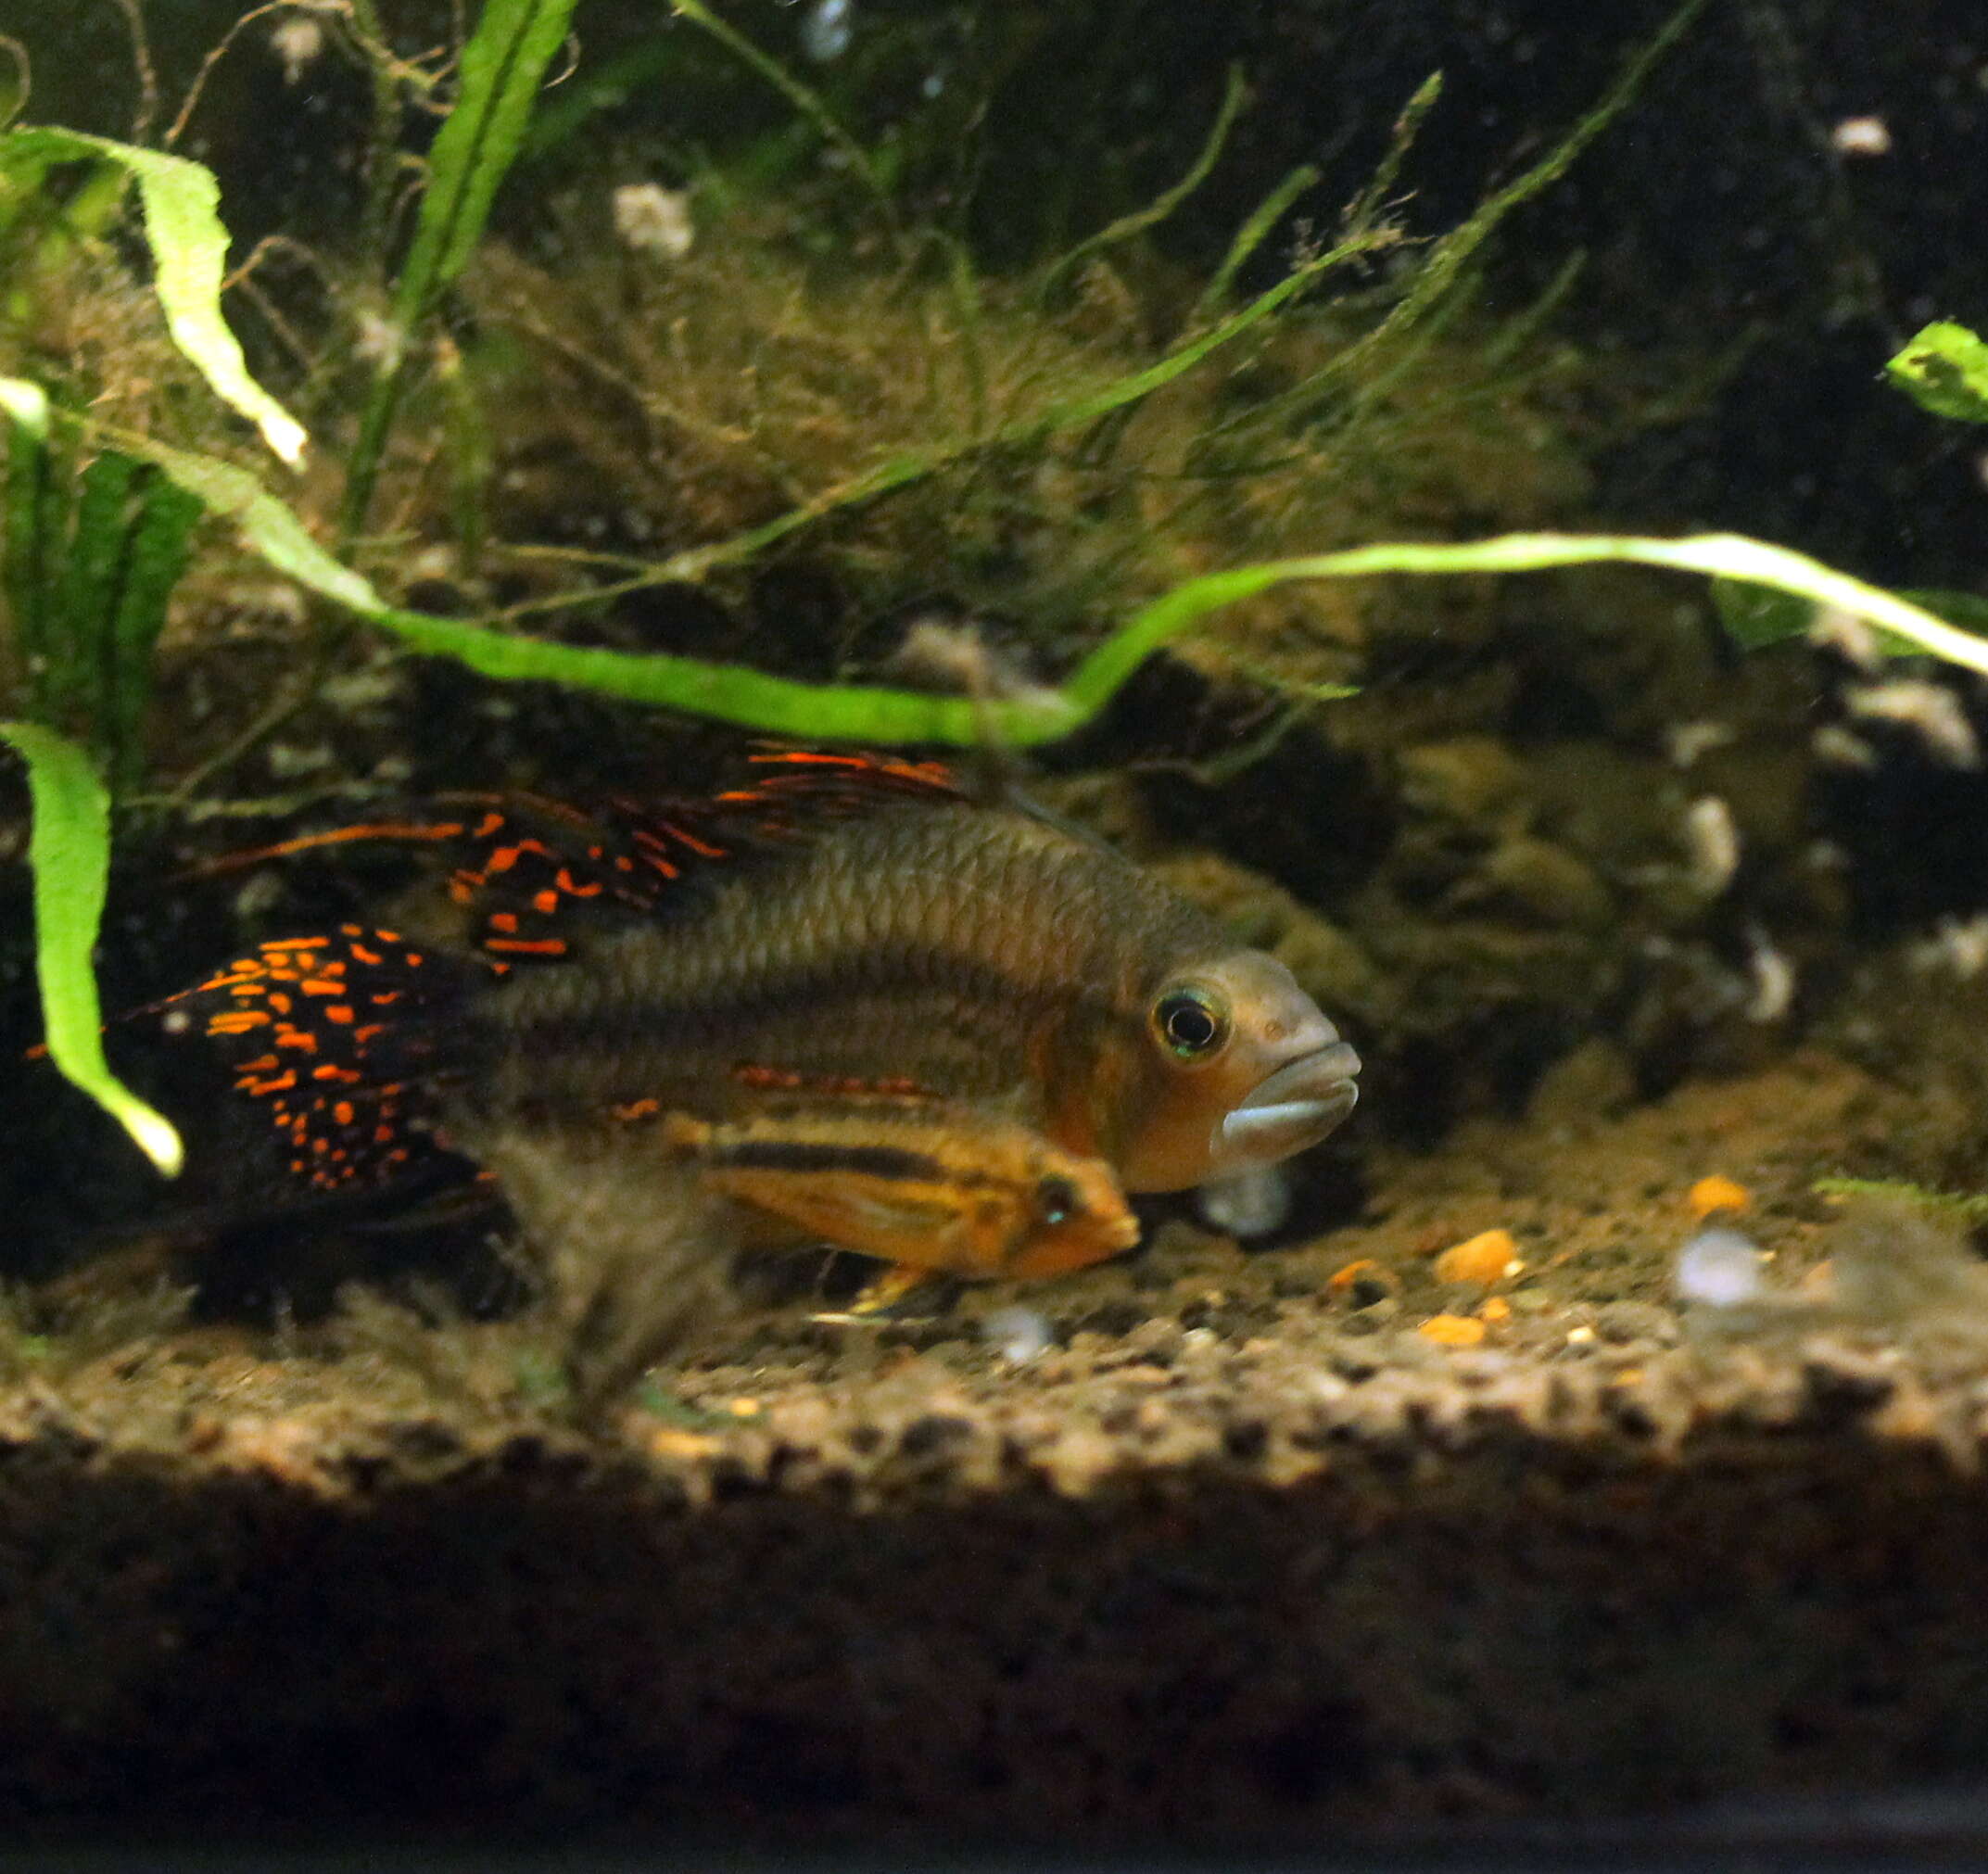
1036, 1176, 1079, 1226
1153, 985, 1229, 1059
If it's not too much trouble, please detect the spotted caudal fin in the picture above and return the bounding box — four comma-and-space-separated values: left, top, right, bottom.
145, 923, 472, 1195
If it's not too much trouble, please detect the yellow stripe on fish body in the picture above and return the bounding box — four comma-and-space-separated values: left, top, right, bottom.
652, 1100, 1138, 1280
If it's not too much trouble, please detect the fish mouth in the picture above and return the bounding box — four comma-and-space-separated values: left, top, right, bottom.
1213, 1041, 1361, 1171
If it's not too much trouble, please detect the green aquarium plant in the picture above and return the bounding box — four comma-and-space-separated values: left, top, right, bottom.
337, 0, 581, 542
5, 402, 203, 793
6, 0, 1982, 1182
0, 717, 181, 1175
1711, 318, 1988, 661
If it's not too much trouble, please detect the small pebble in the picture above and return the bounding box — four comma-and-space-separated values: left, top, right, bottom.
800, 0, 853, 61
270, 15, 326, 82
1197, 1165, 1291, 1238
981, 1305, 1054, 1364
1682, 795, 1741, 897
612, 183, 694, 260
1830, 114, 1892, 156
1434, 1227, 1522, 1285
1674, 1225, 1767, 1307
1326, 1259, 1399, 1307
1688, 1174, 1752, 1219
1418, 1313, 1487, 1349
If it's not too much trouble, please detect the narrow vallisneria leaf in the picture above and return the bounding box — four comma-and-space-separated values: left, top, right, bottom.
1, 378, 65, 701
0, 129, 307, 464
90, 412, 1988, 740
341, 0, 582, 538
104, 467, 204, 789
0, 721, 184, 1175
395, 0, 583, 311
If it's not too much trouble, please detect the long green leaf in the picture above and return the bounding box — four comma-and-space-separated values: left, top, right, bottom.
88, 425, 1058, 741
91, 407, 1988, 738
1, 379, 64, 698
105, 469, 203, 789
1059, 533, 1988, 712
0, 129, 307, 464
394, 0, 582, 313
49, 450, 140, 722
0, 720, 183, 1175
342, 0, 581, 539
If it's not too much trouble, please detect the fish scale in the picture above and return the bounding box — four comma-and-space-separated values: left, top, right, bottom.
461, 804, 1172, 1121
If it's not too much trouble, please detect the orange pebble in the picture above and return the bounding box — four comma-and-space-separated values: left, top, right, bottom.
1419, 1313, 1487, 1348
1476, 1296, 1511, 1323
1328, 1257, 1385, 1290
1688, 1174, 1752, 1219
648, 1427, 721, 1462
1434, 1227, 1521, 1285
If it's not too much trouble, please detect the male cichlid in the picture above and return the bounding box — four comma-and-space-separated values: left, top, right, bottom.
141, 753, 1361, 1283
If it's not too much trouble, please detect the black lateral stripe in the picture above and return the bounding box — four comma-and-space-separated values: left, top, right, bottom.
510, 942, 1059, 1054
715, 1140, 947, 1184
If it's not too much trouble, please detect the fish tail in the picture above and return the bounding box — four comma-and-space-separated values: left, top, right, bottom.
145, 923, 472, 1195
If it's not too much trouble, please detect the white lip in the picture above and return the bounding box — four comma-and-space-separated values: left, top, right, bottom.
1213, 1041, 1361, 1171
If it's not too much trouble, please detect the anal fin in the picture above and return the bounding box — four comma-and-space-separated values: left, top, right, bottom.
810, 1261, 961, 1326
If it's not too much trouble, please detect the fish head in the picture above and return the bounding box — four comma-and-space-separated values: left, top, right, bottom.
996, 1149, 1142, 1280
1106, 948, 1360, 1193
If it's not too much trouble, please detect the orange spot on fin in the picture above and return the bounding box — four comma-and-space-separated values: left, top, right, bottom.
137, 925, 475, 1197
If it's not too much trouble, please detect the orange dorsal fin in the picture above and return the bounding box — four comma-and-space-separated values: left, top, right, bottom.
184, 753, 969, 965
706, 749, 966, 830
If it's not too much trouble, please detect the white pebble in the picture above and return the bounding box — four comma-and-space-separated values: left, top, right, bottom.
1742, 926, 1796, 1023
612, 184, 694, 261
981, 1305, 1053, 1364
1909, 912, 1988, 979
1665, 720, 1735, 767
1830, 116, 1892, 157
1674, 1226, 1766, 1307
270, 15, 326, 85
1846, 678, 1981, 768
1682, 795, 1741, 896
800, 0, 852, 61
1196, 1165, 1292, 1238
